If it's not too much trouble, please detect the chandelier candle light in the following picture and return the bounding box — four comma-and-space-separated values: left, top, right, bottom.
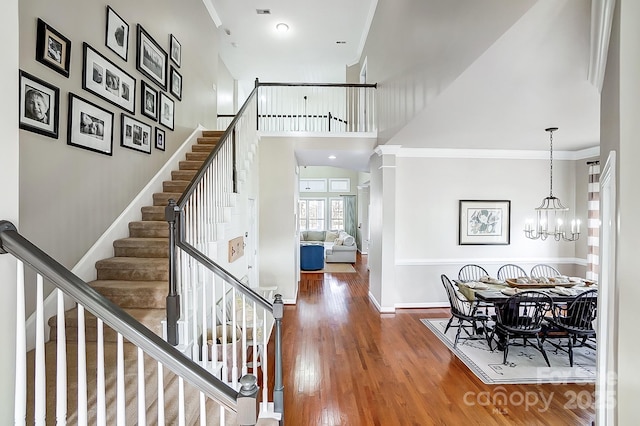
524, 127, 580, 242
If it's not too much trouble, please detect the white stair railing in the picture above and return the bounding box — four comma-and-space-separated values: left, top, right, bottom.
1, 221, 260, 425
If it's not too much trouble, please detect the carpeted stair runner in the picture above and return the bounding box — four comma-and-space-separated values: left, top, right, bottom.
26, 130, 270, 423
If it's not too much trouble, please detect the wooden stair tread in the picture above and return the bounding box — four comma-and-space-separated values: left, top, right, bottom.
96, 257, 169, 268
113, 237, 168, 247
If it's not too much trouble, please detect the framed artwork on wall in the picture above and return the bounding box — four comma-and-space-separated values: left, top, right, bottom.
159, 92, 174, 130
105, 6, 129, 61
82, 42, 136, 113
136, 24, 167, 90
121, 113, 152, 154
170, 34, 181, 67
155, 127, 165, 151
458, 200, 511, 245
169, 66, 182, 101
18, 70, 60, 139
141, 80, 158, 121
35, 18, 71, 78
67, 92, 114, 156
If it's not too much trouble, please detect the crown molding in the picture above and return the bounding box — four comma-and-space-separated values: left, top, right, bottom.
588, 0, 616, 91
394, 146, 600, 161
202, 0, 222, 27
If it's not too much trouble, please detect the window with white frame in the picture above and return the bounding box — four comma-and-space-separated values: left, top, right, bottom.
299, 198, 326, 231
329, 198, 344, 230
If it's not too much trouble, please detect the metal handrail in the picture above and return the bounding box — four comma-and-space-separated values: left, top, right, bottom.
0, 220, 240, 413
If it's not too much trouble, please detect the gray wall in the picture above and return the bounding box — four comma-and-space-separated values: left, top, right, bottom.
19, 0, 219, 273
0, 0, 19, 418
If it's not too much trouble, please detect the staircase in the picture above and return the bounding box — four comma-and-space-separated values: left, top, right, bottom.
29, 130, 256, 423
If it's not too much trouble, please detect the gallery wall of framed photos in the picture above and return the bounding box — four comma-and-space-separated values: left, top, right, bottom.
18, 0, 222, 266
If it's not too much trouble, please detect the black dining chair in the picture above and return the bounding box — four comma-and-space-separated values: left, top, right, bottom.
544, 289, 598, 366
458, 264, 489, 282
530, 264, 561, 278
489, 290, 554, 366
496, 264, 528, 281
440, 274, 489, 349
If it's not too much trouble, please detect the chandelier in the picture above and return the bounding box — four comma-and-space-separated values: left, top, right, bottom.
524, 127, 580, 241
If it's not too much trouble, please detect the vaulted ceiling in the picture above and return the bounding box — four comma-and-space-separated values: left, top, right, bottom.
205, 0, 601, 164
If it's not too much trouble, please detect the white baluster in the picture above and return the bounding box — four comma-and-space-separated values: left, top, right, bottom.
56, 289, 67, 425
137, 347, 146, 425
201, 267, 208, 368
14, 260, 26, 425
96, 318, 105, 425
77, 304, 87, 424
116, 333, 125, 426
34, 274, 45, 425
178, 377, 185, 426
199, 392, 206, 425
157, 362, 165, 425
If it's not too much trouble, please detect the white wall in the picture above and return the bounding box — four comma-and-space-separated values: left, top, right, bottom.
0, 0, 19, 418
258, 137, 299, 302
390, 154, 584, 309
19, 0, 219, 290
601, 0, 640, 422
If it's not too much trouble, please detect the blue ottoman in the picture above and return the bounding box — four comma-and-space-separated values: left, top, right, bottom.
300, 244, 324, 271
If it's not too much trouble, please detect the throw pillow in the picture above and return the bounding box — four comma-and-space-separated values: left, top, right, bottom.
306, 230, 325, 241
342, 235, 355, 246
300, 233, 306, 241
325, 230, 339, 242
334, 238, 344, 245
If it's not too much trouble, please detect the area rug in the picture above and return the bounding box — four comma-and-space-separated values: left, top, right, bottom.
420, 318, 596, 385
301, 263, 356, 274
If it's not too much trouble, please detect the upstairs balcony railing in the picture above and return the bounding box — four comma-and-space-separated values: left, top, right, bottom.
228, 80, 377, 133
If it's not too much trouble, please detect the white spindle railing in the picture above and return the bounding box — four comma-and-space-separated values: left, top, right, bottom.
257, 82, 377, 133
2, 225, 262, 425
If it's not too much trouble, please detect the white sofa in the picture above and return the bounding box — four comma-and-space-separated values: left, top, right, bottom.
300, 230, 357, 263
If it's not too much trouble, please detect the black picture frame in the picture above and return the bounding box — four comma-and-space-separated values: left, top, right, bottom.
19, 70, 60, 139
121, 113, 152, 154
155, 127, 165, 151
67, 92, 114, 156
159, 92, 174, 130
170, 34, 181, 67
35, 18, 71, 78
105, 6, 129, 61
459, 200, 511, 245
170, 66, 182, 101
136, 24, 167, 90
82, 42, 136, 113
141, 80, 158, 121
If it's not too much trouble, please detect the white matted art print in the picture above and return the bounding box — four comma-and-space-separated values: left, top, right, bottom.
120, 113, 152, 154
459, 200, 510, 245
67, 92, 114, 156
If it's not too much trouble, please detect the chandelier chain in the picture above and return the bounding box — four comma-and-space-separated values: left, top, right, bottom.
549, 128, 553, 197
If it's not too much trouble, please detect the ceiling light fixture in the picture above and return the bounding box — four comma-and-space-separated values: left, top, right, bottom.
524, 127, 580, 241
276, 23, 289, 33
328, 155, 336, 160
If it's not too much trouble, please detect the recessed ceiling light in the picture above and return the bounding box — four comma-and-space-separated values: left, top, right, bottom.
328, 155, 336, 160
276, 23, 289, 33
256, 9, 271, 15
336, 41, 346, 44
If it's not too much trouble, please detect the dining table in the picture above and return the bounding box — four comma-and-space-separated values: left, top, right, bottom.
454, 279, 597, 304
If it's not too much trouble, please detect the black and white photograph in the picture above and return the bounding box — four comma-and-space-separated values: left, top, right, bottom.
83, 42, 136, 113
36, 19, 71, 78
141, 80, 158, 121
19, 70, 60, 139
105, 6, 129, 61
170, 66, 182, 101
170, 34, 181, 67
155, 127, 165, 151
159, 92, 175, 130
121, 113, 152, 154
136, 24, 167, 90
67, 92, 114, 156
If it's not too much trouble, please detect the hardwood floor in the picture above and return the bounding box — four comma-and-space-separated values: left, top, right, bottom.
268, 253, 595, 425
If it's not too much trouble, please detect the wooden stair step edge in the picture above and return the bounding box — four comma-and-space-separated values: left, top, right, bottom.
96, 257, 168, 281
201, 130, 224, 138
171, 169, 197, 180
185, 152, 209, 162
196, 136, 219, 145
191, 144, 215, 153
178, 160, 203, 170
